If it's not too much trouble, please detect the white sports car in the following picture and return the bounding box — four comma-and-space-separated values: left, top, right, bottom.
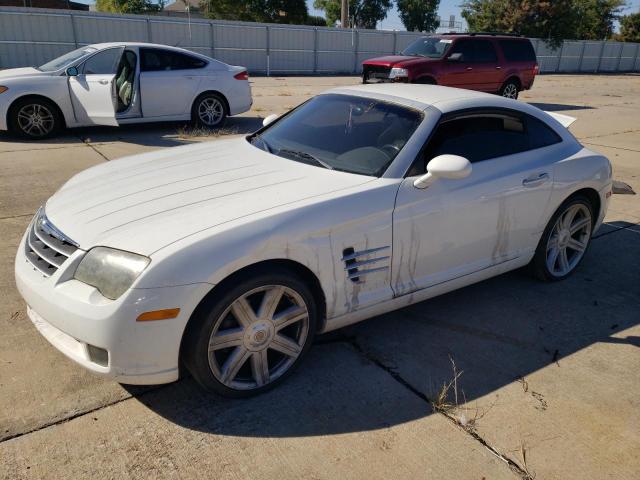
0, 42, 252, 139
15, 84, 611, 397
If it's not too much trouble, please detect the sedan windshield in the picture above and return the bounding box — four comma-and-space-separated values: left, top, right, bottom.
250, 94, 423, 177
402, 37, 452, 58
38, 47, 98, 72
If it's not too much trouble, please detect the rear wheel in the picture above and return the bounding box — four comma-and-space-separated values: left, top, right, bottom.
499, 79, 520, 99
192, 92, 227, 128
183, 269, 317, 397
8, 97, 62, 139
530, 196, 594, 281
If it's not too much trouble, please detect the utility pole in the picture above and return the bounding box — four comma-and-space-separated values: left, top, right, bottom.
341, 0, 348, 28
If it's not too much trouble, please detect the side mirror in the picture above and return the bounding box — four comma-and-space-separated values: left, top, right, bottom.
66, 66, 79, 77
447, 53, 462, 62
413, 154, 472, 189
262, 113, 279, 127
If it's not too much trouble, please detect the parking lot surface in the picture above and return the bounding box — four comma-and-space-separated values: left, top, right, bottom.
1, 75, 639, 479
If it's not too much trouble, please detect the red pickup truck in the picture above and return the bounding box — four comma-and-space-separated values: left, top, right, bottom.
362, 33, 539, 99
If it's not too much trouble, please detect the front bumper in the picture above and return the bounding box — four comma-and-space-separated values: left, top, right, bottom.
15, 228, 212, 385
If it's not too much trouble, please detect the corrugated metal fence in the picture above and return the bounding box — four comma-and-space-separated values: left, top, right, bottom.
1, 7, 639, 74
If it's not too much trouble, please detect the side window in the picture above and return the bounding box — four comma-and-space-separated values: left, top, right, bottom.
499, 40, 537, 62
421, 114, 528, 166
527, 115, 562, 149
450, 40, 475, 62
82, 48, 122, 75
141, 48, 206, 72
474, 40, 498, 63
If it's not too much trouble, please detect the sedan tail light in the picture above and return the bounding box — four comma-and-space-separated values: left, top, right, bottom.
234, 71, 249, 80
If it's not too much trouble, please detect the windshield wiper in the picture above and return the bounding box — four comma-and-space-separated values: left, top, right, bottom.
278, 149, 333, 170
251, 133, 273, 153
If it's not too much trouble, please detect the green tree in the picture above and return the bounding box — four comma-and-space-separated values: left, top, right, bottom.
573, 0, 625, 40
313, 0, 392, 28
396, 0, 440, 32
617, 11, 640, 42
95, 0, 164, 14
202, 0, 308, 24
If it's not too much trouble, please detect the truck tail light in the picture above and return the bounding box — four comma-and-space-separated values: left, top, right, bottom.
533, 64, 539, 75
234, 71, 249, 80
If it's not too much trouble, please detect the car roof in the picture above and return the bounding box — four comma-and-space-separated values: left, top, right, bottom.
87, 42, 201, 55
328, 83, 496, 111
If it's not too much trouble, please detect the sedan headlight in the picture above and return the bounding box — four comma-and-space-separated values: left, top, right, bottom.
74, 247, 150, 300
389, 68, 409, 79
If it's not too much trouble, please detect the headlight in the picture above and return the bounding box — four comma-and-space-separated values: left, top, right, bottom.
389, 68, 409, 79
0, 86, 8, 94
74, 247, 150, 300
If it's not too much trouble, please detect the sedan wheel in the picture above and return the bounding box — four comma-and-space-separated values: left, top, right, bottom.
193, 94, 226, 128
531, 196, 593, 281
9, 99, 60, 139
184, 270, 317, 397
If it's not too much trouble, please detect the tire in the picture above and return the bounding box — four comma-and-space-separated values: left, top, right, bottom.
414, 77, 436, 85
191, 92, 227, 128
8, 97, 62, 139
183, 268, 318, 397
362, 73, 368, 84
499, 79, 520, 99
529, 195, 594, 282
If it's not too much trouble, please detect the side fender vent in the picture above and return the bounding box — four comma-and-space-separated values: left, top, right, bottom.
341, 246, 390, 283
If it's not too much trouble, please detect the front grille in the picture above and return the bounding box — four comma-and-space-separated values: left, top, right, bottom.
363, 64, 391, 79
25, 209, 79, 277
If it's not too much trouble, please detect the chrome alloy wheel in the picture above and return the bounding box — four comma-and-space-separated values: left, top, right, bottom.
197, 97, 224, 126
17, 103, 55, 137
546, 203, 592, 277
207, 285, 310, 390
502, 83, 518, 99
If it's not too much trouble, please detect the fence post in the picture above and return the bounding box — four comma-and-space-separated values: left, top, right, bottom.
392, 30, 397, 54
313, 27, 318, 74
70, 13, 78, 48
615, 43, 624, 72
266, 25, 270, 76
353, 29, 359, 74
556, 41, 565, 73
146, 17, 152, 43
210, 22, 215, 59
577, 41, 586, 73
634, 43, 640, 72
596, 40, 605, 73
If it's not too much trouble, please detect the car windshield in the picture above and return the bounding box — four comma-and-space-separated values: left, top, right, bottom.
249, 94, 423, 177
402, 37, 452, 58
38, 47, 98, 72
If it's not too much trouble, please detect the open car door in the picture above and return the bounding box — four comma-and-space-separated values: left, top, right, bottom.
67, 47, 123, 126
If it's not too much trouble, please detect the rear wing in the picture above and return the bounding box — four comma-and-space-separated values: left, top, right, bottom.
545, 111, 577, 128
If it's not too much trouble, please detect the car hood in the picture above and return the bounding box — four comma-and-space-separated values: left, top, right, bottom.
363, 55, 438, 68
44, 138, 375, 256
0, 67, 51, 80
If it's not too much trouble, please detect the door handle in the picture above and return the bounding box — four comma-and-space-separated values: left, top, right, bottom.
495, 66, 502, 70
98, 79, 109, 85
466, 67, 473, 71
522, 172, 550, 187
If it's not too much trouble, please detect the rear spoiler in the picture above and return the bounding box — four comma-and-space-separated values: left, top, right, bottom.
545, 111, 577, 128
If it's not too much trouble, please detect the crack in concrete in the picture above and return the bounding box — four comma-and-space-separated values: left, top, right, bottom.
342, 337, 534, 480
582, 142, 640, 153
0, 213, 33, 221
75, 135, 111, 162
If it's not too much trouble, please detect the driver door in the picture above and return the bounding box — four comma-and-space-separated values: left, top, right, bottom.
68, 47, 123, 126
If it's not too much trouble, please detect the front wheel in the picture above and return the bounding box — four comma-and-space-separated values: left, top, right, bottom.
8, 98, 62, 139
192, 93, 227, 128
530, 196, 594, 281
183, 269, 317, 397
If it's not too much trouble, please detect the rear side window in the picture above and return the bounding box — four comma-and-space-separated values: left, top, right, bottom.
499, 40, 537, 62
140, 48, 207, 72
527, 115, 562, 149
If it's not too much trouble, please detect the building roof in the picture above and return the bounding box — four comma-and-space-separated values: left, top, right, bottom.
164, 0, 200, 11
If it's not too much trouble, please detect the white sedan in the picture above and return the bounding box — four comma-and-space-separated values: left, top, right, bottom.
15, 84, 611, 397
0, 42, 252, 139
